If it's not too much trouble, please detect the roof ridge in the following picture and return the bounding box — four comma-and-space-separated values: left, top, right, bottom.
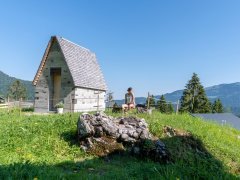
57, 36, 91, 52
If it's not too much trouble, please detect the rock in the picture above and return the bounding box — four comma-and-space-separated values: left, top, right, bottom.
81, 113, 93, 120
77, 113, 169, 163
137, 107, 148, 113
102, 123, 118, 137
94, 126, 103, 137
121, 133, 129, 141
127, 130, 135, 137
128, 137, 137, 143
133, 132, 139, 139
136, 128, 143, 133
163, 126, 176, 137
77, 116, 94, 140
140, 130, 150, 140
125, 125, 133, 129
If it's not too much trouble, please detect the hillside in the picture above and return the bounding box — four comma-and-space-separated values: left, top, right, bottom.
0, 110, 239, 179
0, 71, 34, 100
115, 82, 240, 115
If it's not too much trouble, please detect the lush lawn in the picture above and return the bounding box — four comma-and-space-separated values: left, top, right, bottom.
0, 109, 240, 179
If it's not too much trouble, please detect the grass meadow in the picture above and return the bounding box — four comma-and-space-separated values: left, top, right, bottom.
0, 109, 240, 179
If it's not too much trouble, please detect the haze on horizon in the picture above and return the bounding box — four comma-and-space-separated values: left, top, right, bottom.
0, 1, 239, 99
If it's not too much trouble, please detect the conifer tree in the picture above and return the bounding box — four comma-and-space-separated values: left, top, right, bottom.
157, 95, 168, 113
212, 99, 224, 113
179, 73, 211, 113
167, 103, 174, 114
146, 95, 156, 108
8, 80, 27, 100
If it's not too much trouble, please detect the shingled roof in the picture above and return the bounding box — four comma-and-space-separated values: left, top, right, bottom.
33, 36, 107, 91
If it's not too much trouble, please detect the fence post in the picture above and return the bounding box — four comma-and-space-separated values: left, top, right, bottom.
147, 92, 150, 109
70, 95, 72, 113
7, 96, 9, 112
19, 98, 22, 116
176, 100, 179, 114
97, 91, 100, 112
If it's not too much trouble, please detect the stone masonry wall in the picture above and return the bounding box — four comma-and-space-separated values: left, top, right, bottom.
73, 88, 105, 112
34, 39, 74, 113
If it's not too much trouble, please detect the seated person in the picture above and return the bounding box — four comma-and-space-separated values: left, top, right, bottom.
122, 87, 135, 110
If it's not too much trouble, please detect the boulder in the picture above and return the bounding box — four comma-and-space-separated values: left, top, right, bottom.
77, 112, 169, 162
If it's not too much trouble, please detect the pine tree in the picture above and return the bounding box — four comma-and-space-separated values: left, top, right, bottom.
212, 99, 224, 113
167, 103, 174, 114
146, 95, 156, 108
157, 95, 168, 113
8, 80, 27, 100
179, 73, 211, 113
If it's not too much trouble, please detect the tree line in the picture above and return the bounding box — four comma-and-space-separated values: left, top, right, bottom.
148, 73, 224, 114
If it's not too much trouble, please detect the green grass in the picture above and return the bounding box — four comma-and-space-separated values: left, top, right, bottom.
0, 109, 240, 179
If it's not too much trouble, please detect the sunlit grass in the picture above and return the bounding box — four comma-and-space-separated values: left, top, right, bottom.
0, 109, 239, 179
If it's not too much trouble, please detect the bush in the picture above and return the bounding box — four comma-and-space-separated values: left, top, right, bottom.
55, 102, 64, 108
21, 107, 34, 112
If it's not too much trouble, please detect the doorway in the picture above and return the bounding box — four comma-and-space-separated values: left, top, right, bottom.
50, 68, 61, 111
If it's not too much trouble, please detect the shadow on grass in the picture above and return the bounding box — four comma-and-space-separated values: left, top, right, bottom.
0, 132, 239, 179
60, 130, 79, 147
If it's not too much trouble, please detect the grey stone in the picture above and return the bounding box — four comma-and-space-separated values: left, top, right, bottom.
140, 130, 150, 140
121, 133, 129, 140
133, 132, 139, 139
127, 130, 135, 137
77, 118, 93, 139
125, 125, 133, 129
77, 113, 169, 162
136, 128, 143, 133
94, 126, 103, 137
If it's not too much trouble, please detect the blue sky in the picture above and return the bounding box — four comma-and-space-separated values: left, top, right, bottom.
0, 1, 239, 99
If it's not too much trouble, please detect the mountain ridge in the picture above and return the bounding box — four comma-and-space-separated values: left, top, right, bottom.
115, 82, 240, 115
1, 70, 240, 114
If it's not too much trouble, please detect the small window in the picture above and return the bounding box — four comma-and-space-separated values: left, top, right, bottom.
35, 97, 39, 100
72, 99, 77, 104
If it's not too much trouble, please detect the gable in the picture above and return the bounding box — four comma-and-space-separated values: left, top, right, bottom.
33, 36, 107, 91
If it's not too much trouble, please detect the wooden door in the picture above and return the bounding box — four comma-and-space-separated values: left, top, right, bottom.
50, 68, 61, 110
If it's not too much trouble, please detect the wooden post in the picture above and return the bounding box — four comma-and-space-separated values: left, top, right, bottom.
7, 96, 9, 112
70, 95, 72, 113
97, 91, 100, 112
106, 92, 109, 112
176, 100, 179, 114
19, 98, 22, 116
147, 92, 150, 109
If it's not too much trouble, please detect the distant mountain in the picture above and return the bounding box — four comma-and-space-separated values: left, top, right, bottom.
0, 71, 34, 100
115, 82, 240, 115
